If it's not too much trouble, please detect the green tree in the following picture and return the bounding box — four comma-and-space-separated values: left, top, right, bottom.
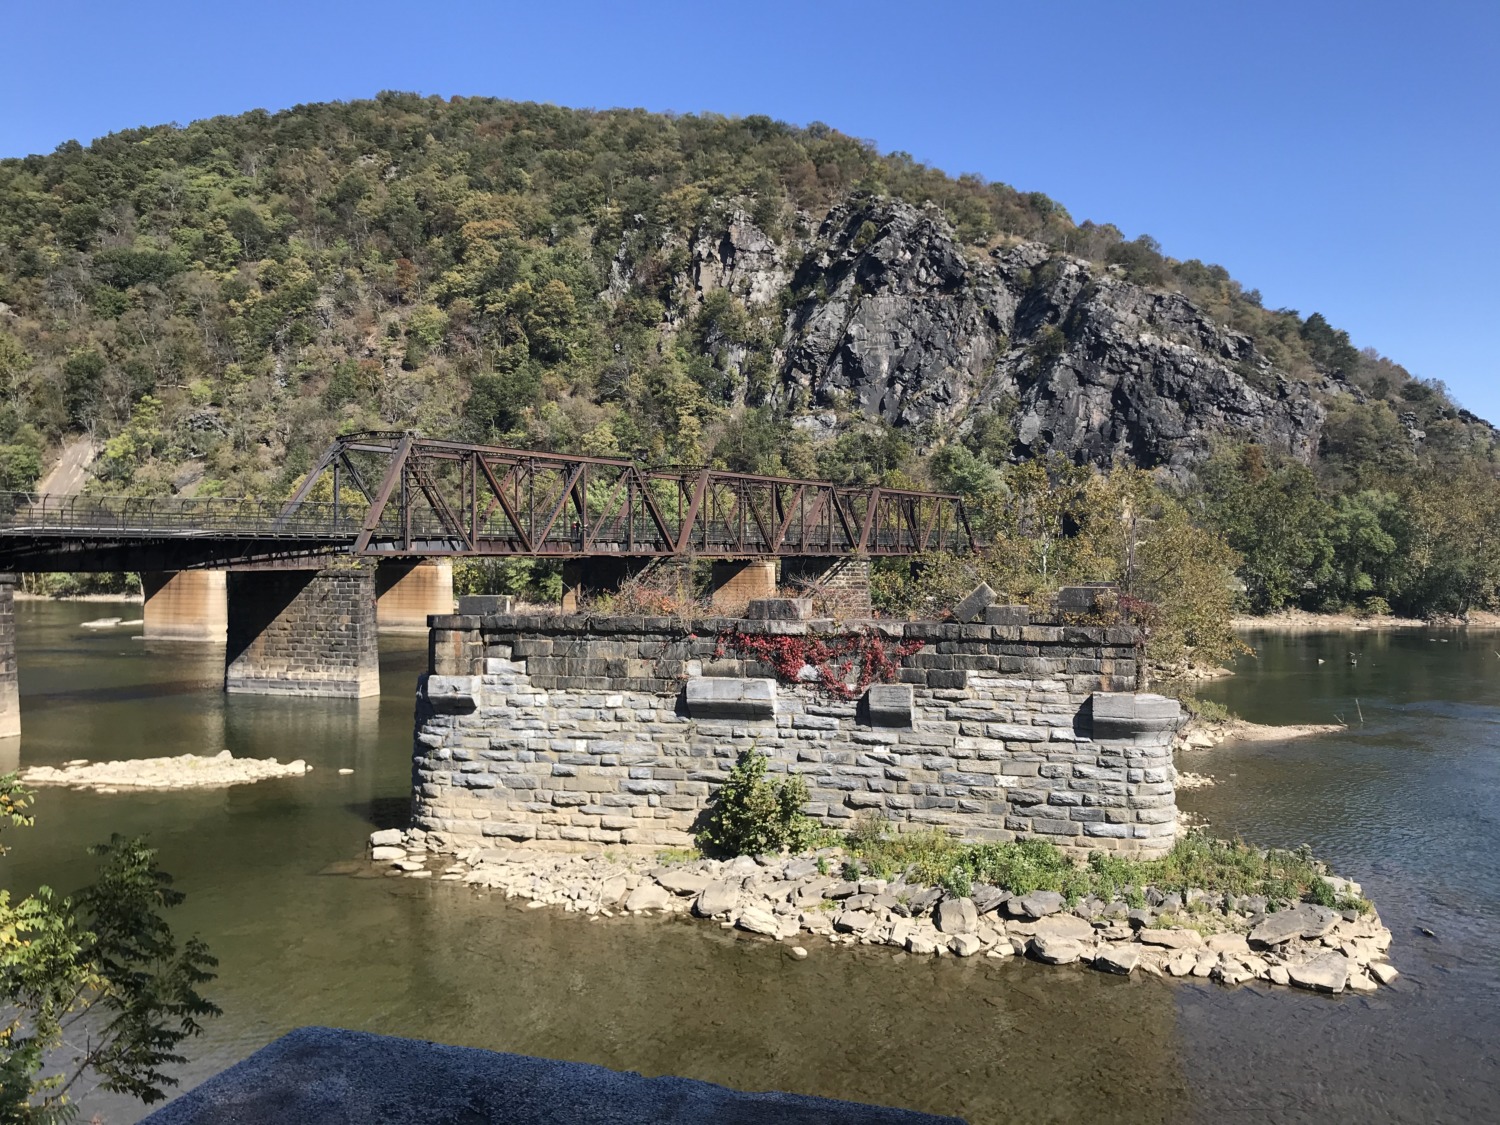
0, 776, 219, 1121
1196, 445, 1334, 612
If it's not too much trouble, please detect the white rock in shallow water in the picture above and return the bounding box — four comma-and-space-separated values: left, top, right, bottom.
370, 829, 405, 849
1288, 952, 1351, 994
1370, 961, 1400, 986
735, 907, 780, 937
370, 846, 405, 862
789, 946, 808, 960
948, 933, 983, 957
625, 884, 670, 913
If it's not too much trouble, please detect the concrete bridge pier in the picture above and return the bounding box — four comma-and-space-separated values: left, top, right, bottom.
225, 564, 379, 698
558, 558, 657, 613
376, 560, 455, 632
0, 573, 18, 739
781, 557, 872, 615
708, 560, 778, 611
142, 570, 228, 641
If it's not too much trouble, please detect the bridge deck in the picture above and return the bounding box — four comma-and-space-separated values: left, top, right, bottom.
0, 432, 977, 571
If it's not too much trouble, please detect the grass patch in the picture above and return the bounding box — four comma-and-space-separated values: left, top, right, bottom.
655, 846, 702, 865
844, 823, 1360, 911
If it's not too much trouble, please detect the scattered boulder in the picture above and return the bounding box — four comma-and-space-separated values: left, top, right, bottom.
371, 846, 405, 862
947, 933, 983, 957
833, 910, 878, 935
625, 884, 670, 913
735, 907, 781, 937
1370, 961, 1400, 986
370, 829, 404, 849
693, 880, 740, 917
1028, 935, 1083, 965
934, 897, 979, 935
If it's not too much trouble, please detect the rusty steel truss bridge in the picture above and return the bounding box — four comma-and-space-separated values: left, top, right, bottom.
0, 432, 977, 572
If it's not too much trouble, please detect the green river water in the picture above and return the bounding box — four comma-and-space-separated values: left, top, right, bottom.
3, 603, 1498, 1124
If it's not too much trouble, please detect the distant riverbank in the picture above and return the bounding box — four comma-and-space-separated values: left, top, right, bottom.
13, 590, 142, 603
1234, 608, 1500, 631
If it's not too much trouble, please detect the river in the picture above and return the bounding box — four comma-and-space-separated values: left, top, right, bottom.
3, 603, 1498, 1124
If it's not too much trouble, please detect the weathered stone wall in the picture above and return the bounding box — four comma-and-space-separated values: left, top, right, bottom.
413, 612, 1179, 857
225, 565, 379, 698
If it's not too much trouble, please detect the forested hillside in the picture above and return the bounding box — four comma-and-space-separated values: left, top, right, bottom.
1, 92, 1497, 627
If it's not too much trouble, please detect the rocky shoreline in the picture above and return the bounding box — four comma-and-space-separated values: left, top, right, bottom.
1173, 719, 1344, 752
22, 750, 311, 791
368, 830, 1396, 995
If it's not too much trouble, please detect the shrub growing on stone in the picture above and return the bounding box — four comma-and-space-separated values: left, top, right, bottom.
697, 750, 818, 857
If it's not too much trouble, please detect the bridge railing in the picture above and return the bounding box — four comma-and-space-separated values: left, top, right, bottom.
0, 493, 358, 539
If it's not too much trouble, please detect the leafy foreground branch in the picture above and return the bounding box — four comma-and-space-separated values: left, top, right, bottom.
1, 774, 219, 1122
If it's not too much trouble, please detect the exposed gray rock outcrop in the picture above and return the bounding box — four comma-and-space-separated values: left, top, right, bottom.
771, 199, 1326, 470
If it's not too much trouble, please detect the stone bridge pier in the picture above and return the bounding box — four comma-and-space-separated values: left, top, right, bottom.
225, 564, 380, 698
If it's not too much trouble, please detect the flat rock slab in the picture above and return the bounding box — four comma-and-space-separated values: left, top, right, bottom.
1011, 890, 1066, 920
141, 1027, 963, 1125
1094, 944, 1140, 975
656, 870, 712, 896
1138, 928, 1203, 950
1249, 904, 1340, 947
1288, 951, 1352, 994
1033, 915, 1094, 942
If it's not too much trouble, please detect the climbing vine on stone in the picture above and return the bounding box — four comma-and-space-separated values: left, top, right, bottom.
713, 628, 924, 700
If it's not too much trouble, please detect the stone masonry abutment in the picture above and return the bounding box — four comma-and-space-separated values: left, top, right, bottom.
225, 565, 379, 697
413, 609, 1180, 857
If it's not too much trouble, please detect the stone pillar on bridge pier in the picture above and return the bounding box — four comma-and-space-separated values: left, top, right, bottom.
781, 557, 873, 616
142, 571, 229, 642
375, 560, 455, 632
0, 573, 18, 739
708, 560, 779, 612
225, 563, 379, 698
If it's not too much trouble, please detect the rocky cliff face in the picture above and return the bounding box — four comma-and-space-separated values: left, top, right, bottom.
678, 198, 1334, 471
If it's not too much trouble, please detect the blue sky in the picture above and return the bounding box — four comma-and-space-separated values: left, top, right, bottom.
5, 0, 1498, 418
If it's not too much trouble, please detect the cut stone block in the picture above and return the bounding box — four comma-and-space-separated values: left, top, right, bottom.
457, 595, 515, 615
1056, 585, 1117, 614
1089, 692, 1182, 737
983, 604, 1031, 626
953, 583, 997, 624
684, 677, 777, 720
745, 598, 814, 621
423, 675, 481, 714
864, 683, 914, 727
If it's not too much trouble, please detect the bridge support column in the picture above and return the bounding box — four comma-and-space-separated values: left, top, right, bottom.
376, 560, 455, 632
708, 560, 778, 612
225, 564, 379, 698
0, 574, 18, 739
781, 557, 872, 616
142, 571, 228, 641
558, 558, 659, 613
